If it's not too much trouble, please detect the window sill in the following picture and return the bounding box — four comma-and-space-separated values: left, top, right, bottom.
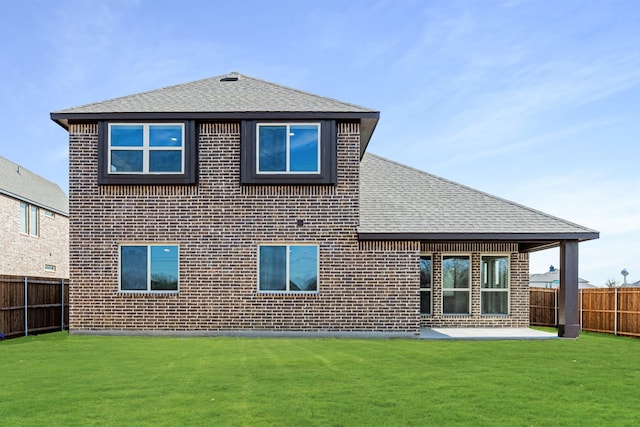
257, 291, 320, 296
241, 174, 335, 186
99, 174, 196, 185
117, 291, 179, 296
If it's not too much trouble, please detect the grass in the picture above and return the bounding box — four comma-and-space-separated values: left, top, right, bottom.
1, 331, 639, 426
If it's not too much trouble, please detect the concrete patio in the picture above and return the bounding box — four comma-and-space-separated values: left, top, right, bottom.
420, 327, 558, 340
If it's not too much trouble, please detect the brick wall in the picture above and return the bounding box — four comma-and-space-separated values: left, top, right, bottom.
68, 122, 420, 334
0, 194, 69, 278
420, 242, 529, 327
68, 122, 531, 334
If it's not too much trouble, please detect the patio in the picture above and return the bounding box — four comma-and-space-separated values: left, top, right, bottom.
420, 327, 558, 340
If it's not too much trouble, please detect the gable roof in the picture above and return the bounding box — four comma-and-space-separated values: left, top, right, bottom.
50, 72, 380, 155
0, 156, 68, 216
529, 269, 593, 288
359, 153, 598, 251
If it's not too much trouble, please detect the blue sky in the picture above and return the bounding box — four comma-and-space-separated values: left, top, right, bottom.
1, 0, 638, 286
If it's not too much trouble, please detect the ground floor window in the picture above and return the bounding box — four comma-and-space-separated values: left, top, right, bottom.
442, 255, 470, 314
120, 244, 179, 292
258, 244, 318, 292
481, 255, 509, 315
420, 255, 432, 314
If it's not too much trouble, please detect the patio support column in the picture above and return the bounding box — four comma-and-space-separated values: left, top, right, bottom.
558, 240, 579, 338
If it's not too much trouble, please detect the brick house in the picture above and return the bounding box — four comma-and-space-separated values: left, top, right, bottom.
0, 156, 69, 278
51, 72, 597, 338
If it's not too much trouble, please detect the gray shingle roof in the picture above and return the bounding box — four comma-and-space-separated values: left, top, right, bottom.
51, 72, 379, 155
359, 153, 598, 241
0, 156, 68, 216
529, 270, 592, 287
53, 72, 376, 114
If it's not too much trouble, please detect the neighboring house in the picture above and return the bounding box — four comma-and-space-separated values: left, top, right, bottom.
50, 72, 598, 338
0, 156, 69, 278
529, 266, 597, 289
622, 280, 640, 288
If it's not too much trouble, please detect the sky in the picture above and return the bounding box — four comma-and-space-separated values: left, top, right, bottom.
1, 0, 638, 286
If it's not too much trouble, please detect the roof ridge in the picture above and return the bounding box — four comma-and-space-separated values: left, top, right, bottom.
364, 153, 598, 234
54, 71, 378, 114
0, 155, 59, 187
0, 156, 69, 215
233, 72, 377, 112
53, 73, 229, 113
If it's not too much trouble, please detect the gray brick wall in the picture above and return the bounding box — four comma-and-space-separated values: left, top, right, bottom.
0, 194, 69, 278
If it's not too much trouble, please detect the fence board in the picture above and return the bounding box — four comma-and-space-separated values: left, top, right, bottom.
0, 275, 69, 339
529, 288, 557, 326
618, 288, 640, 337
530, 287, 640, 337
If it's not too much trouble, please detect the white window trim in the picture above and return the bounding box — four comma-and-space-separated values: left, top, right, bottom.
441, 254, 471, 315
480, 254, 511, 315
256, 123, 321, 174
108, 123, 185, 175
43, 210, 55, 219
257, 243, 320, 294
44, 264, 56, 273
420, 253, 433, 315
118, 243, 180, 293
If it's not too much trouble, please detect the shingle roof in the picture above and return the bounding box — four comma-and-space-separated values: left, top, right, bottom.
359, 153, 598, 244
53, 72, 376, 115
529, 270, 592, 287
0, 156, 68, 216
51, 72, 379, 155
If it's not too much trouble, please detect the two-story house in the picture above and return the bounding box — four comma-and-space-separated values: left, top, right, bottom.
0, 156, 69, 278
51, 72, 597, 338
529, 265, 596, 289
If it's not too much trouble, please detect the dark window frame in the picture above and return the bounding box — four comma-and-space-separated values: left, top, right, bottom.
98, 120, 197, 185
241, 120, 337, 185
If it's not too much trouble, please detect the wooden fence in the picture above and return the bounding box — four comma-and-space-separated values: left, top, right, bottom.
530, 287, 640, 337
0, 275, 69, 339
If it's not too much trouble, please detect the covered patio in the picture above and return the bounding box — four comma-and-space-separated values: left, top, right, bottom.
359, 154, 599, 338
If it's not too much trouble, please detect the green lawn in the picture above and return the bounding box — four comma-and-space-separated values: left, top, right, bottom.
1, 331, 638, 426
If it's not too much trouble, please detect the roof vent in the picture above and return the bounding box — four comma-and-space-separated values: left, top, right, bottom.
220, 74, 239, 82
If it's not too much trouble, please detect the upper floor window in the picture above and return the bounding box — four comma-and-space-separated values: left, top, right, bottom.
257, 124, 320, 174
109, 124, 184, 174
241, 120, 336, 185
98, 121, 196, 185
20, 202, 39, 237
